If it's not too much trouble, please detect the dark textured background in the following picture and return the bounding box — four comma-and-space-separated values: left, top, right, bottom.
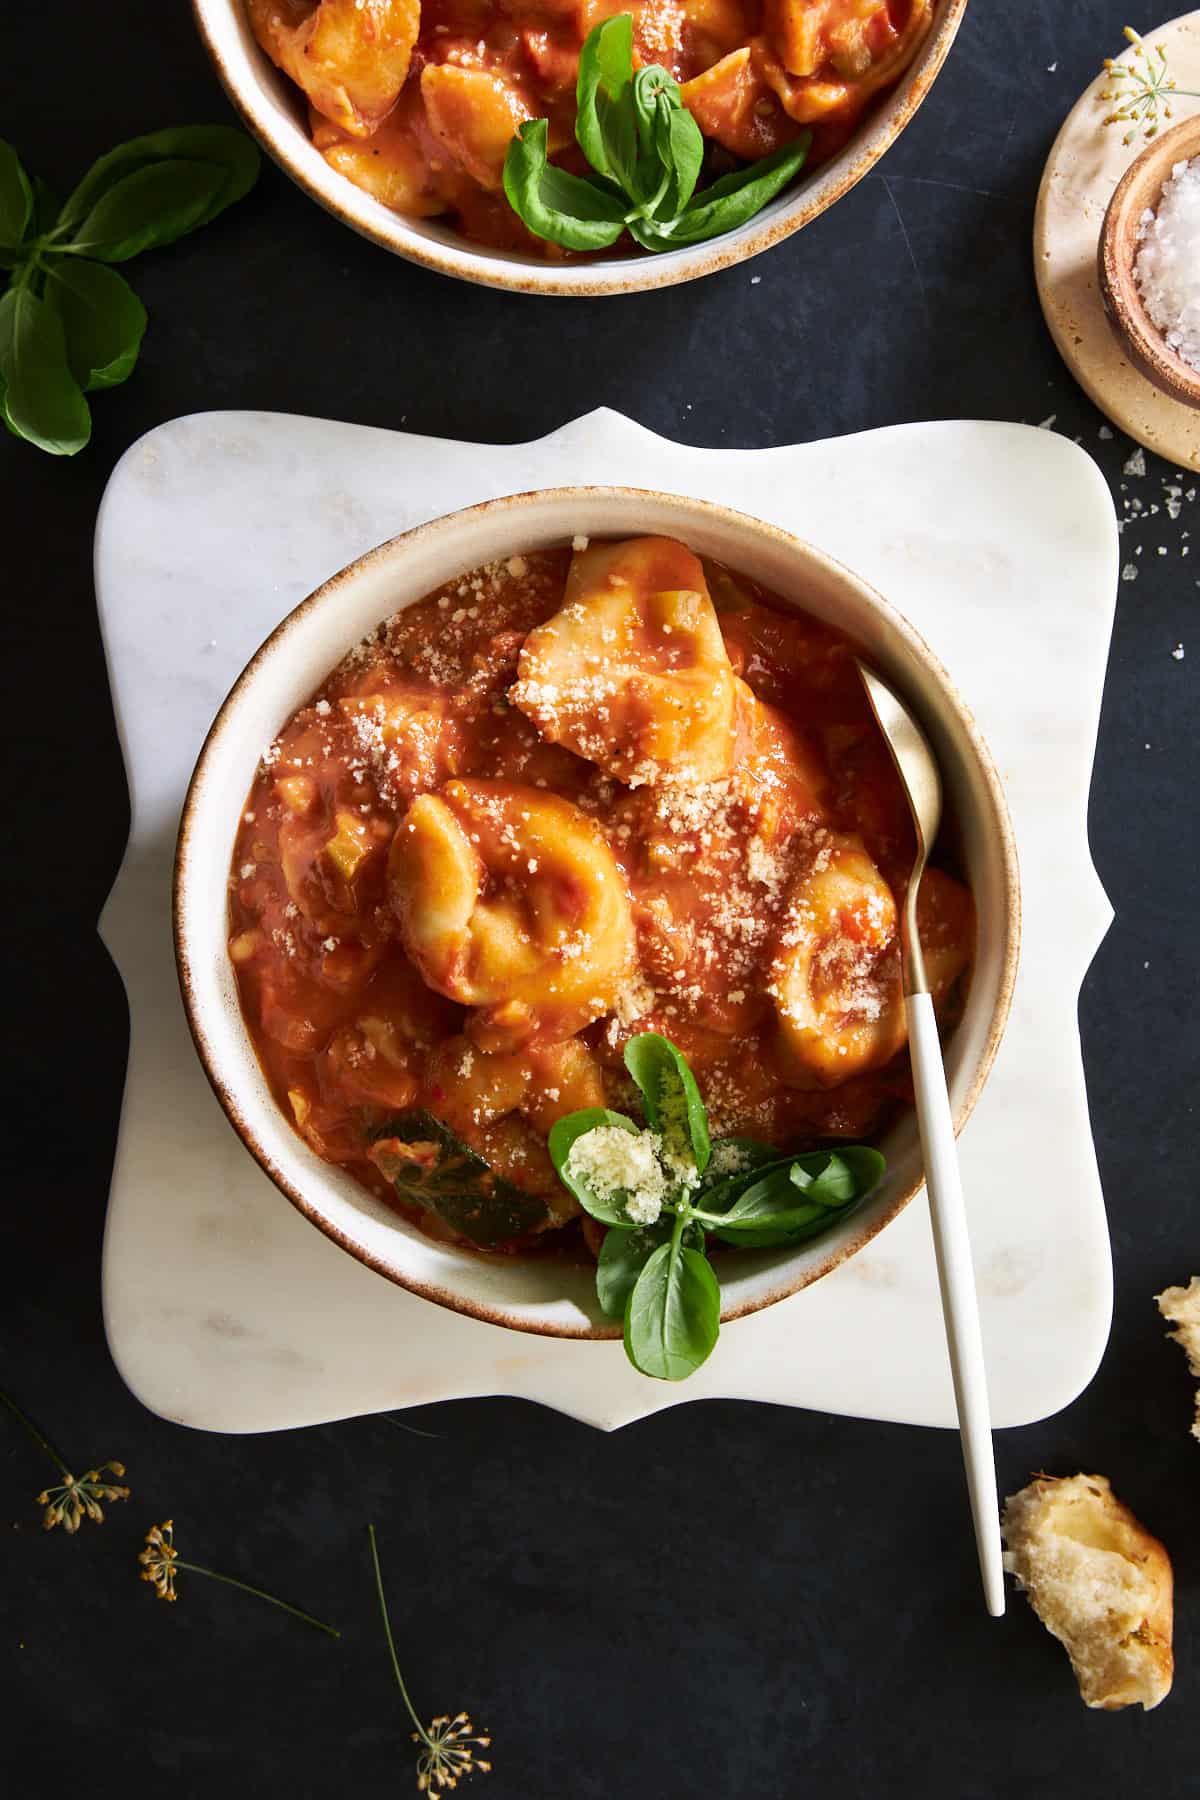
5, 2, 1200, 1793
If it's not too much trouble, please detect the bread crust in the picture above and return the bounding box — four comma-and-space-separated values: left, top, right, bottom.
1001, 1473, 1173, 1711
1157, 1276, 1200, 1439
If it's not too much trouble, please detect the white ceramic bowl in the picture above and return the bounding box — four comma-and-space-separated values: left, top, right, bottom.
192, 0, 969, 296
175, 486, 1019, 1338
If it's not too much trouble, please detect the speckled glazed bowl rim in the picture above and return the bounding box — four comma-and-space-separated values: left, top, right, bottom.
1097, 114, 1200, 410
174, 486, 1020, 1339
191, 0, 968, 296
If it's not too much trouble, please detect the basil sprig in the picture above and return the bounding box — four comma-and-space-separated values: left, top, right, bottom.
0, 126, 259, 456
502, 15, 812, 255
549, 1032, 885, 1382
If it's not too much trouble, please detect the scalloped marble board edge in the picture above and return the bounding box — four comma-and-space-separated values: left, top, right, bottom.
95, 409, 1117, 1435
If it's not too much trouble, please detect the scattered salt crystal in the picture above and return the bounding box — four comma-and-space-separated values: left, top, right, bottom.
571, 533, 589, 552
1047, 60, 1057, 72
1098, 424, 1114, 440
750, 275, 761, 286
1124, 447, 1147, 477
1135, 156, 1200, 374
1037, 414, 1057, 429
1172, 643, 1185, 659
1121, 563, 1139, 580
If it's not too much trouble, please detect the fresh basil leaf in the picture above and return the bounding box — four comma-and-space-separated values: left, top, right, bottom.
503, 120, 627, 252
575, 14, 639, 194
57, 125, 260, 240
368, 1109, 549, 1248
0, 139, 33, 248
596, 1216, 705, 1317
548, 1106, 643, 1222
597, 1221, 670, 1318
695, 1144, 791, 1217
0, 286, 91, 456
628, 68, 681, 209
625, 1233, 720, 1380
623, 1032, 710, 1176
657, 104, 704, 217
825, 1145, 886, 1200
4, 175, 61, 269
64, 159, 229, 262
790, 1146, 886, 1206
629, 132, 811, 251
700, 1165, 796, 1228
712, 1207, 832, 1249
696, 1165, 787, 1219
45, 260, 147, 390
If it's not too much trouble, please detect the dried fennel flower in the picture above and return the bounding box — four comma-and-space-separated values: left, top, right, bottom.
1, 1384, 130, 1532
39, 1463, 130, 1533
369, 1525, 492, 1792
1099, 26, 1200, 144
138, 1520, 340, 1636
139, 1519, 180, 1599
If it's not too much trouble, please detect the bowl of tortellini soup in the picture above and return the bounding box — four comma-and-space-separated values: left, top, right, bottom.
174, 487, 1019, 1339
191, 0, 968, 294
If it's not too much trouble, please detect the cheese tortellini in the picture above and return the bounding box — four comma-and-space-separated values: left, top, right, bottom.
388, 779, 635, 1051
770, 834, 973, 1087
511, 536, 739, 785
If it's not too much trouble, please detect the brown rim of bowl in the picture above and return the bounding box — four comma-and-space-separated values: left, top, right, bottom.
191, 0, 969, 297
173, 485, 1021, 1337
1097, 115, 1200, 409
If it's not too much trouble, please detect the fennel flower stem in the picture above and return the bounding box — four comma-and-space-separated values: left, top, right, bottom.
368, 1522, 433, 1749
0, 1385, 72, 1478
179, 1561, 341, 1638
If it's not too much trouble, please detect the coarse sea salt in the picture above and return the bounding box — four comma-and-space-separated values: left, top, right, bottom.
1135, 157, 1200, 374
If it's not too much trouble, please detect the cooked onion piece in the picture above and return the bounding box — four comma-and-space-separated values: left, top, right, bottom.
511, 536, 739, 785
388, 778, 636, 1049
247, 0, 420, 137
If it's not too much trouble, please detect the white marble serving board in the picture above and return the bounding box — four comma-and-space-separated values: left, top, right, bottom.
96, 408, 1117, 1435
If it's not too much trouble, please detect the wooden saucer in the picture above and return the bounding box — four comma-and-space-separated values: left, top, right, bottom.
1035, 10, 1200, 469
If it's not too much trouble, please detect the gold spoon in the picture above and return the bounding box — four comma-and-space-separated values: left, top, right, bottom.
858, 660, 1005, 1618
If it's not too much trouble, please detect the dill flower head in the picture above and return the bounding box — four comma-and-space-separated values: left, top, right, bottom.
1099, 27, 1178, 144
414, 1713, 492, 1793
37, 1461, 130, 1533
139, 1519, 179, 1601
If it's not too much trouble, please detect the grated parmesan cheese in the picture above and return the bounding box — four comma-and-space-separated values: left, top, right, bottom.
565, 1126, 669, 1225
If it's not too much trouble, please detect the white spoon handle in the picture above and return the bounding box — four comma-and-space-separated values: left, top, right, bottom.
906, 991, 1005, 1618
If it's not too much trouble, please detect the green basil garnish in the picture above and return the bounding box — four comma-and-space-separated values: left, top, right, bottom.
502, 120, 627, 253
0, 126, 258, 455
551, 1033, 886, 1381
625, 1226, 721, 1382
623, 1032, 710, 1177
503, 14, 812, 256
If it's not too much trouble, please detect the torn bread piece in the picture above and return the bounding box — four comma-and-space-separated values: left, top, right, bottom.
1002, 1473, 1173, 1711
1156, 1277, 1200, 1439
